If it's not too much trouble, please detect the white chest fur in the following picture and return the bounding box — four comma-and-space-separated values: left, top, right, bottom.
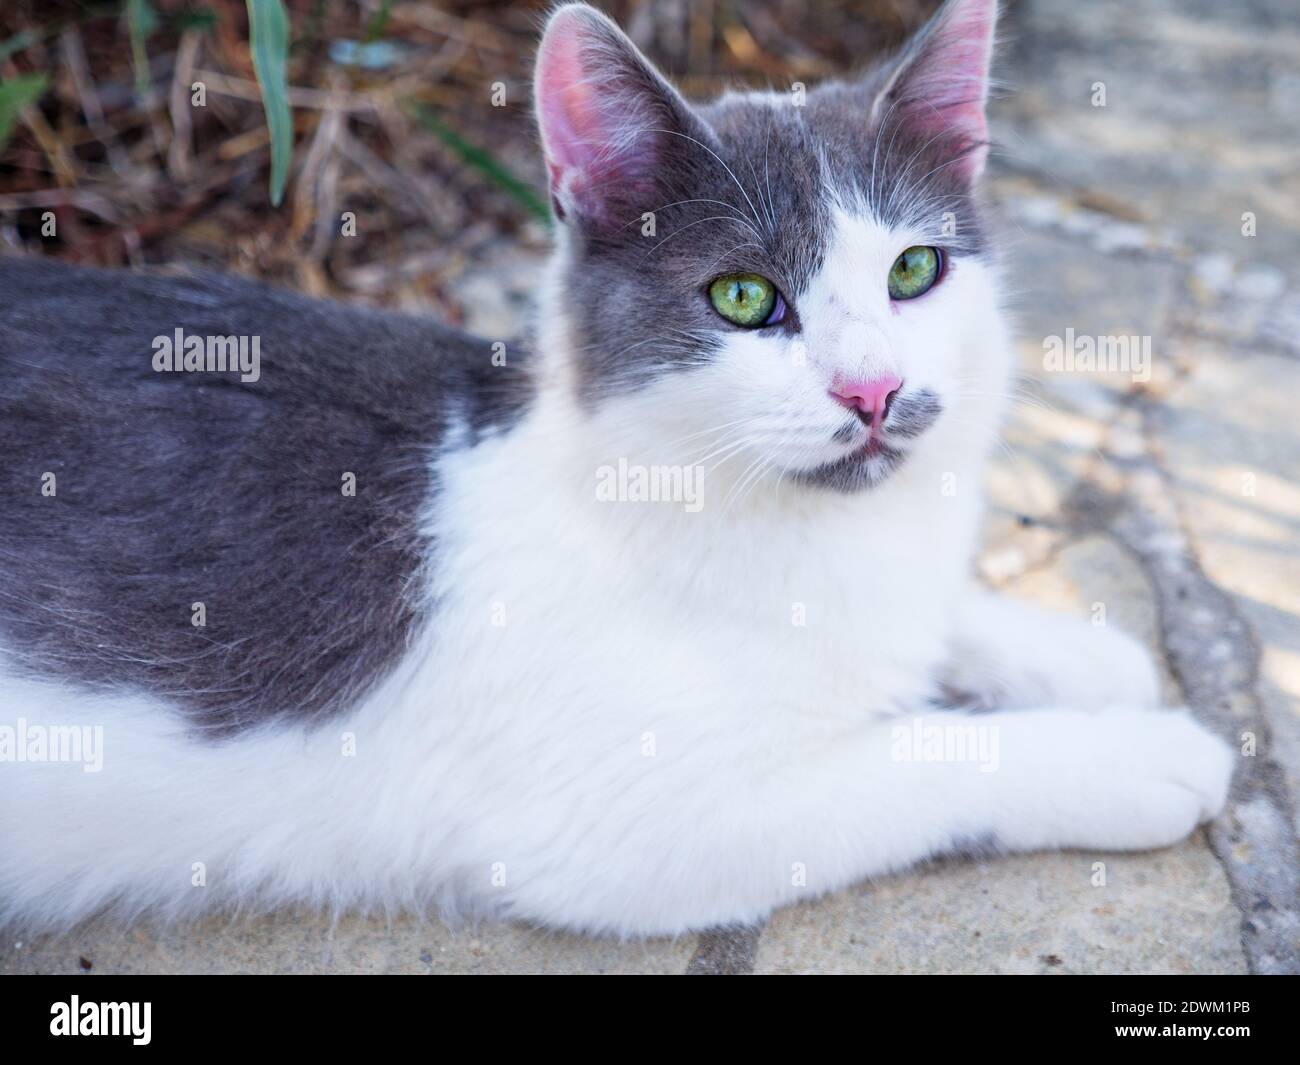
425, 391, 987, 735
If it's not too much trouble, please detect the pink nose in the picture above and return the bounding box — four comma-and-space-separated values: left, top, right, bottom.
829, 374, 903, 425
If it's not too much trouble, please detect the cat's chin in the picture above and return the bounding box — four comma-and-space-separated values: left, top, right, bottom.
791, 438, 911, 492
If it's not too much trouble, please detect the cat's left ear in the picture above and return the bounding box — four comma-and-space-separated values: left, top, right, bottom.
870, 0, 998, 182
533, 3, 708, 229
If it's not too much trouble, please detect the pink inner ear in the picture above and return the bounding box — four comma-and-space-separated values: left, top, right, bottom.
897, 0, 996, 177
535, 9, 661, 220
536, 27, 602, 177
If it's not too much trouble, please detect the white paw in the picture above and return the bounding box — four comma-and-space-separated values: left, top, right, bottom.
1063, 709, 1233, 850
1064, 626, 1162, 710
943, 624, 1161, 712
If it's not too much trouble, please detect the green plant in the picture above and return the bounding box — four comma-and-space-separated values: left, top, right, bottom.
408, 103, 551, 226
125, 0, 158, 98
0, 72, 47, 155
246, 0, 293, 206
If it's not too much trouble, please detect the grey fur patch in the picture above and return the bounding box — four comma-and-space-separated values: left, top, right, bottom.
804, 64, 990, 259
947, 832, 1003, 860
0, 257, 531, 735
886, 387, 944, 439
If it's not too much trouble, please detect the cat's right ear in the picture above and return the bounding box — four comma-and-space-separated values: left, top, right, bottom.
869, 0, 998, 182
534, 3, 704, 229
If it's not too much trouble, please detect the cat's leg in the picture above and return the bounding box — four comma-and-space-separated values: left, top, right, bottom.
938, 590, 1162, 711
506, 704, 1232, 936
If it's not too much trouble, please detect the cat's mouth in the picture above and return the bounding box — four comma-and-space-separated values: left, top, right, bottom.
835, 407, 910, 463
849, 432, 896, 461
845, 387, 943, 458
793, 388, 943, 491
846, 435, 908, 474
791, 432, 909, 492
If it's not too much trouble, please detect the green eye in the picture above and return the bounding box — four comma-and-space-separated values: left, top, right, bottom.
887, 246, 942, 300
708, 273, 778, 327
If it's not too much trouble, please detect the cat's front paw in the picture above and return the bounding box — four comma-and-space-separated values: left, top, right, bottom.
1065, 709, 1233, 850
1065, 625, 1162, 710
942, 621, 1162, 712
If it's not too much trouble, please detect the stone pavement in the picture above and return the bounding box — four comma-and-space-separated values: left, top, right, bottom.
2, 0, 1296, 974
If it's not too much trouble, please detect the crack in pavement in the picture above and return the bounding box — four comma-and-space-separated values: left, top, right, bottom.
684, 924, 762, 975
1064, 400, 1300, 975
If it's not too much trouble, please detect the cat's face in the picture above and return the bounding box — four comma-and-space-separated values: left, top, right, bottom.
536, 0, 1002, 492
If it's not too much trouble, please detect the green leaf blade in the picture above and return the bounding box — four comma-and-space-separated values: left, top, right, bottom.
407, 103, 551, 227
0, 73, 48, 155
246, 0, 293, 206
126, 0, 158, 99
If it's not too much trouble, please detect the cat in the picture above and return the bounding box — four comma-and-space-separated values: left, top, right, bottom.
0, 0, 1232, 938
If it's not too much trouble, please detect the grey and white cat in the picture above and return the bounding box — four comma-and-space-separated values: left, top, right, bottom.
0, 0, 1231, 936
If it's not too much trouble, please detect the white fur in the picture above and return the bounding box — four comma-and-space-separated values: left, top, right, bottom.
0, 205, 1232, 937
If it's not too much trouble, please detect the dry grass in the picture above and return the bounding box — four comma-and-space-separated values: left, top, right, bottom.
0, 0, 936, 321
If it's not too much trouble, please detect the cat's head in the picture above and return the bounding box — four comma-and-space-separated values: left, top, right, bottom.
533, 0, 1006, 493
